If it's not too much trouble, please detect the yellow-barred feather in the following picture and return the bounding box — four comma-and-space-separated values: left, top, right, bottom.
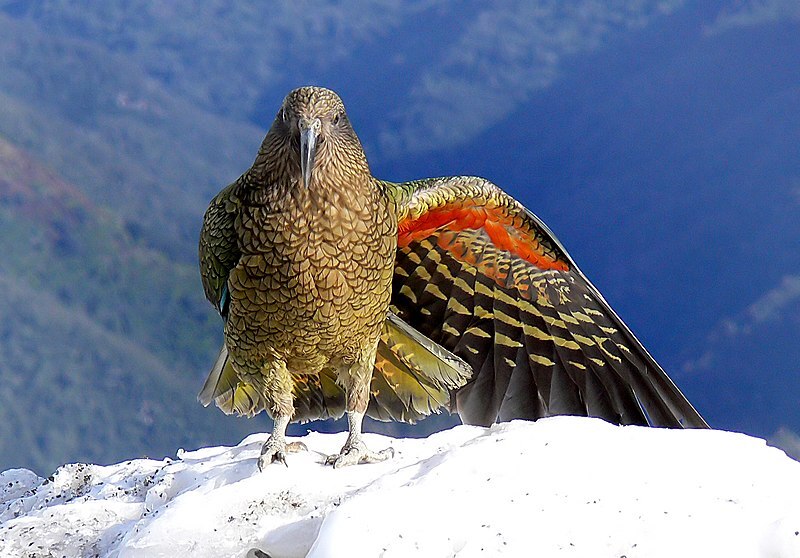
388, 176, 707, 428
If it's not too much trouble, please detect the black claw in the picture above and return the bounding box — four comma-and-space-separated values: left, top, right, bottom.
273, 452, 288, 467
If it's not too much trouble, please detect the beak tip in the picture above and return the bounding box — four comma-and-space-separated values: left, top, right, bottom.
300, 125, 318, 189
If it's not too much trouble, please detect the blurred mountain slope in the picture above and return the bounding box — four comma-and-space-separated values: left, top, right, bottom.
0, 136, 254, 473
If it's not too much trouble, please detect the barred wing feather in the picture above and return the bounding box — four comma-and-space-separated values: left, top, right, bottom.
386, 176, 707, 428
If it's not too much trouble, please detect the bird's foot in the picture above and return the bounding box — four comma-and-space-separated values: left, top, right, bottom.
257, 437, 308, 470
325, 439, 394, 469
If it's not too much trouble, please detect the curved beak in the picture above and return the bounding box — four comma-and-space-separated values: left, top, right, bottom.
299, 118, 320, 188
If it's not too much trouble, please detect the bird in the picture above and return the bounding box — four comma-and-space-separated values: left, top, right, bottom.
198, 86, 708, 469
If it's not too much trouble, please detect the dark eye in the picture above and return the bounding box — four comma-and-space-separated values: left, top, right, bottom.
332, 112, 342, 125
281, 108, 289, 124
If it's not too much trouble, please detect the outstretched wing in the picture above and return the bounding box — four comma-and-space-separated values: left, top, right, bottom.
385, 176, 707, 428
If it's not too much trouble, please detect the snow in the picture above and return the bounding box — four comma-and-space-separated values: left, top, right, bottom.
1, 417, 799, 558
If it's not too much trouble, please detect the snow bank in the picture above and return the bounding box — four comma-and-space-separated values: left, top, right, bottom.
1, 417, 799, 557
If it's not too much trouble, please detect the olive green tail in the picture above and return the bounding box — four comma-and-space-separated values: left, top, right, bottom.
198, 344, 266, 417
368, 312, 472, 422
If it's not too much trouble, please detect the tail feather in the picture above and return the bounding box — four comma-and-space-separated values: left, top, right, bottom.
368, 312, 472, 422
197, 343, 230, 407
198, 343, 266, 417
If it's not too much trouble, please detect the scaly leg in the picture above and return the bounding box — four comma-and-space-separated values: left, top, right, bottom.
326, 410, 394, 468
257, 415, 307, 469
257, 361, 307, 470
326, 354, 394, 468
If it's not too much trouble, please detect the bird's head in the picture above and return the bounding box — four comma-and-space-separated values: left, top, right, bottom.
266, 86, 368, 188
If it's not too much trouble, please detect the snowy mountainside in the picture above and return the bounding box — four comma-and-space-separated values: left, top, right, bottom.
1, 417, 799, 557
